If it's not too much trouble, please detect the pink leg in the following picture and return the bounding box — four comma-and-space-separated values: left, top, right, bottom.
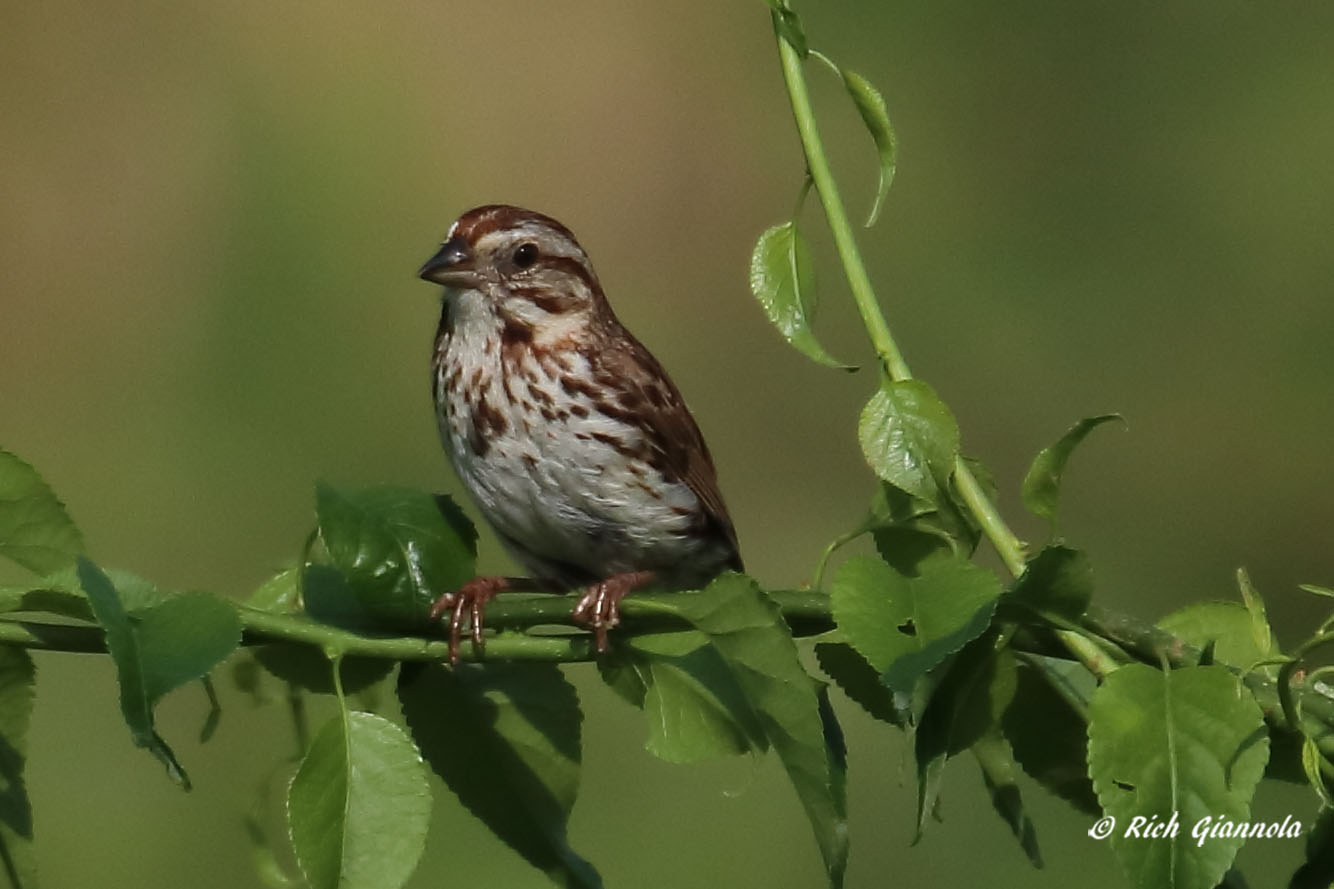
571, 571, 655, 653
429, 576, 511, 666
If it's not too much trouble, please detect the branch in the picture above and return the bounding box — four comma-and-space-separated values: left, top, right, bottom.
0, 588, 834, 665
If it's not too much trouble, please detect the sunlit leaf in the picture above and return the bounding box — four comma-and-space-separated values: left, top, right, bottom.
247, 567, 302, 613
315, 485, 476, 628
838, 69, 897, 226
750, 222, 855, 371
858, 380, 960, 501
287, 711, 431, 889
1157, 602, 1280, 677
1087, 664, 1269, 889
1021, 415, 1123, 529
0, 447, 83, 575
1234, 568, 1276, 661
831, 555, 1000, 696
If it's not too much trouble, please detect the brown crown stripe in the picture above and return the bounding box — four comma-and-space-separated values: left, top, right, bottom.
453, 204, 578, 245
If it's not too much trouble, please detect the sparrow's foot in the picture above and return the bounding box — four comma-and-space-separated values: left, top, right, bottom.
430, 576, 510, 665
571, 570, 655, 653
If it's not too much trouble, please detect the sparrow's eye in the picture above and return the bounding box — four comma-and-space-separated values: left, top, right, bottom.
513, 243, 539, 269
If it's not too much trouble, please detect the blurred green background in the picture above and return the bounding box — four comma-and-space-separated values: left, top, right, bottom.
2, 1, 1332, 887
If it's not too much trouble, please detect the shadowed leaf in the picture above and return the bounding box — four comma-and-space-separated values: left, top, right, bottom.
1005, 546, 1094, 621
598, 631, 768, 763
1003, 660, 1099, 815
814, 641, 903, 728
77, 558, 242, 789
669, 574, 848, 888
973, 735, 1042, 868
0, 646, 36, 889
398, 663, 601, 889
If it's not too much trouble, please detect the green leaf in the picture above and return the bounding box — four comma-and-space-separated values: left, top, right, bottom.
858, 380, 960, 501
830, 555, 1000, 696
1291, 805, 1334, 889
0, 576, 92, 621
0, 447, 83, 575
253, 644, 395, 696
1005, 545, 1094, 621
247, 567, 302, 613
397, 662, 601, 889
0, 646, 37, 889
869, 481, 980, 563
287, 710, 431, 889
912, 634, 1015, 841
1002, 660, 1099, 815
749, 221, 855, 371
972, 734, 1043, 868
1234, 568, 1277, 661
1301, 735, 1334, 808
315, 485, 477, 629
1158, 602, 1280, 677
1087, 664, 1270, 889
838, 69, 897, 226
598, 631, 767, 763
1021, 415, 1123, 529
77, 557, 242, 788
669, 574, 847, 887
768, 5, 808, 58
872, 526, 957, 577
814, 641, 903, 728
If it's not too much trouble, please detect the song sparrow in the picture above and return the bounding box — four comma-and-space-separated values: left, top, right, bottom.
418, 204, 742, 661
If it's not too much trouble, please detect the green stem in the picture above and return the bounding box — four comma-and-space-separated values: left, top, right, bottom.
953, 463, 1026, 576
1277, 632, 1334, 732
774, 14, 908, 382
774, 15, 1030, 581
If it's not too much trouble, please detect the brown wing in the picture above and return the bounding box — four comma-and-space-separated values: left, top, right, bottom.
587, 330, 742, 569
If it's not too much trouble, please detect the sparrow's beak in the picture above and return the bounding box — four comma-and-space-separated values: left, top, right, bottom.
418, 235, 479, 287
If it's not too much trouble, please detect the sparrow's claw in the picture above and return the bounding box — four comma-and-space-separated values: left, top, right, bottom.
572, 571, 654, 653
430, 576, 509, 665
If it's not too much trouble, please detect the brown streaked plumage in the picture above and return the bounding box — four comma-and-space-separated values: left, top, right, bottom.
419, 205, 740, 661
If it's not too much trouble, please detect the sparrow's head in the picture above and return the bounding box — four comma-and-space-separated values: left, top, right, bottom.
419, 205, 605, 322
